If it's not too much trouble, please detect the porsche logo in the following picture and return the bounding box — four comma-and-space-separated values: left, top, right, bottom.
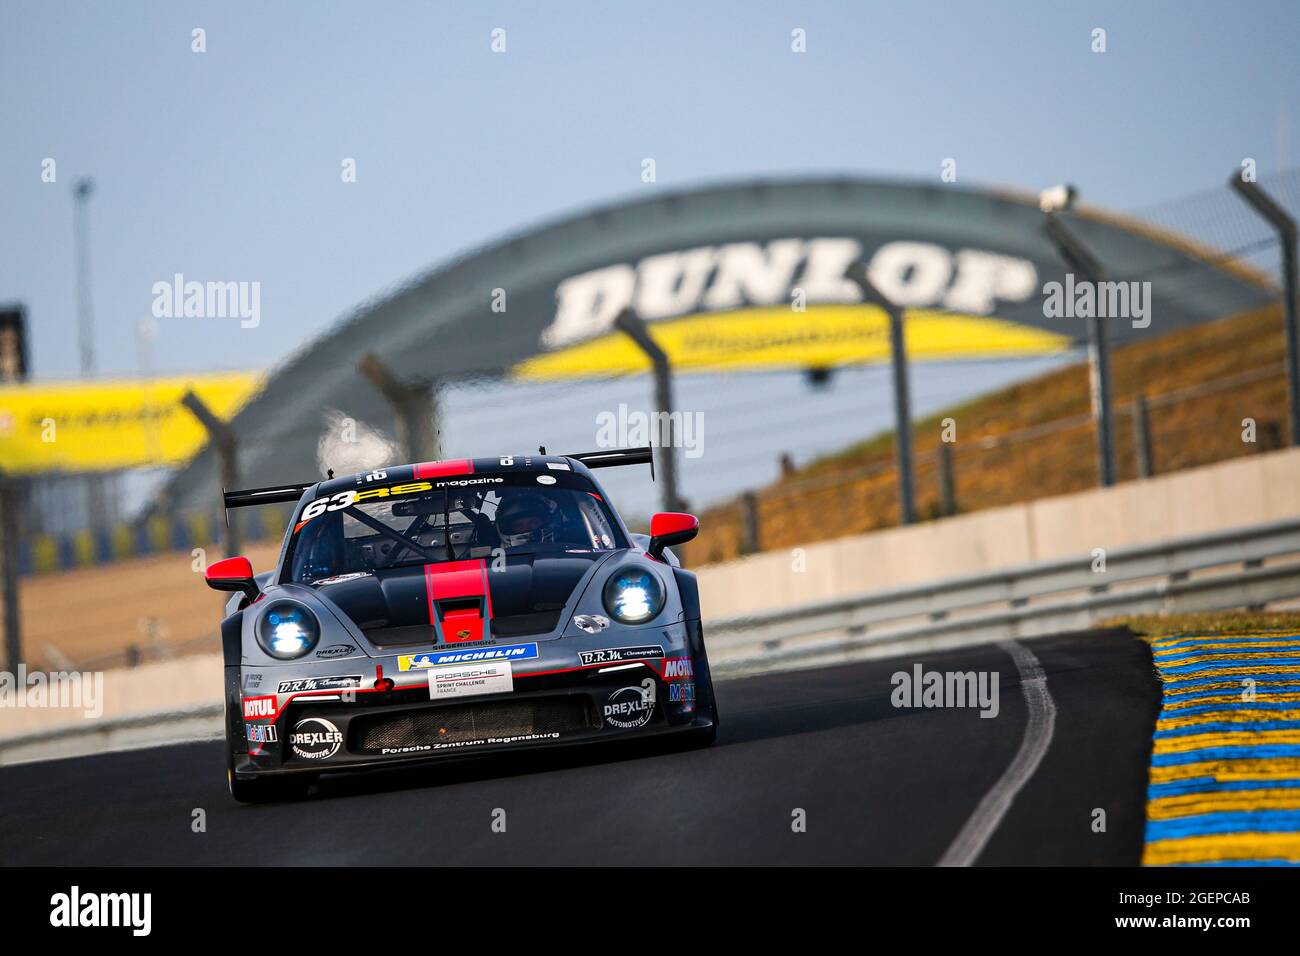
456, 629, 471, 640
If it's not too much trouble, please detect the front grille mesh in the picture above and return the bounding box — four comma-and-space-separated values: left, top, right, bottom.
352, 696, 596, 751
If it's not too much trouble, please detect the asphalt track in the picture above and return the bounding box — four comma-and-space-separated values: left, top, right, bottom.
0, 628, 1159, 866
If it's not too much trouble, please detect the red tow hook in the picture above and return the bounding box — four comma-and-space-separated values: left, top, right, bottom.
373, 665, 395, 693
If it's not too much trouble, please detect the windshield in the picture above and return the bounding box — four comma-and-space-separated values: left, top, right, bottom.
286, 472, 626, 584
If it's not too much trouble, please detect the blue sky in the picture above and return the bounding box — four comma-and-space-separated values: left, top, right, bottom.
0, 0, 1296, 383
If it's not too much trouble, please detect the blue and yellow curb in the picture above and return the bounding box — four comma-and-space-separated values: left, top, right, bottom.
1142, 631, 1300, 865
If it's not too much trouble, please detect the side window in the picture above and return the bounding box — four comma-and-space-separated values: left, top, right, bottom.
579, 495, 618, 549
292, 510, 342, 582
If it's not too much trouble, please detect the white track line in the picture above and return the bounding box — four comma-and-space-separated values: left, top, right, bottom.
936, 640, 1058, 867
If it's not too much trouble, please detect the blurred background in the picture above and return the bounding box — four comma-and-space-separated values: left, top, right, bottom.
0, 0, 1297, 674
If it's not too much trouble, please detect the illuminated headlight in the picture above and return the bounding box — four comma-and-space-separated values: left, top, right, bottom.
602, 569, 665, 625
574, 614, 610, 634
256, 602, 320, 660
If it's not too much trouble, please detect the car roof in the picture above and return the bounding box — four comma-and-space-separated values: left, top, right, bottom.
311, 454, 593, 498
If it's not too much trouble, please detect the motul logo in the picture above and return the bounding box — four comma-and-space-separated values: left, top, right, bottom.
542, 238, 1038, 348
242, 695, 276, 720
663, 658, 694, 679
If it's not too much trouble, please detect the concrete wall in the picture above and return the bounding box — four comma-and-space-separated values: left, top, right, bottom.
0, 652, 223, 740
695, 446, 1300, 619
17, 542, 281, 669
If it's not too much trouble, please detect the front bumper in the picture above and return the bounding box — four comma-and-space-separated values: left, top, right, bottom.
232, 631, 708, 779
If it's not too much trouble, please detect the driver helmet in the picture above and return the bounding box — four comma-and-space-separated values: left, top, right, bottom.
496, 490, 563, 545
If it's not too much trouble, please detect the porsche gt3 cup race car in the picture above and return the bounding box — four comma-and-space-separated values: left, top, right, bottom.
206, 447, 718, 802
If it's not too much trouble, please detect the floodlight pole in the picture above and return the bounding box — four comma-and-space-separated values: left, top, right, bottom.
181, 390, 241, 556
72, 177, 112, 534
614, 309, 682, 514
1230, 174, 1300, 446
357, 354, 439, 463
849, 265, 916, 525
1042, 214, 1116, 487
73, 178, 96, 378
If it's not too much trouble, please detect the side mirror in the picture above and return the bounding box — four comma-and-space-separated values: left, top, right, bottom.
205, 556, 260, 602
647, 512, 699, 559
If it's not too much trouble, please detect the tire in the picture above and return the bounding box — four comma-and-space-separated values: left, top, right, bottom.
682, 636, 719, 749
228, 767, 312, 804
693, 636, 721, 733
679, 724, 717, 748
226, 722, 312, 803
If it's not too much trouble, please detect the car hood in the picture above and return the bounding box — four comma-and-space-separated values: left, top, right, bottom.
309, 552, 608, 647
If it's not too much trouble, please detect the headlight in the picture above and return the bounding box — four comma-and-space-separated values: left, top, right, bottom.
256, 602, 320, 659
602, 568, 665, 624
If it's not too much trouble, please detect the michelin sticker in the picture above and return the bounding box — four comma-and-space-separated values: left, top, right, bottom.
399, 642, 539, 671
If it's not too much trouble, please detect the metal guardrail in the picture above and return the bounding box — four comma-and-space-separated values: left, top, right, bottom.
707, 517, 1300, 674
5, 517, 1300, 758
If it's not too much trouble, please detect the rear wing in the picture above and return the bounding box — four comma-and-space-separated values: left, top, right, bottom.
219, 449, 651, 521
564, 446, 655, 479
222, 482, 315, 511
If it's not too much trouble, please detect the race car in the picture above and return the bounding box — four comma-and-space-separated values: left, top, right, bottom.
206, 447, 718, 802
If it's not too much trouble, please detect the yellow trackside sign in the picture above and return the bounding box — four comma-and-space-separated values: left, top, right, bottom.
512, 304, 1071, 380
511, 237, 1072, 380
0, 372, 263, 474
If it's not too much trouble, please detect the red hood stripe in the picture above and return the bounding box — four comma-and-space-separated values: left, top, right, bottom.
424, 559, 491, 643
413, 459, 474, 479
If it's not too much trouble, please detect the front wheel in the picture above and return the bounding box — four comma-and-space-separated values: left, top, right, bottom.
678, 724, 717, 749
690, 626, 721, 734
228, 768, 312, 804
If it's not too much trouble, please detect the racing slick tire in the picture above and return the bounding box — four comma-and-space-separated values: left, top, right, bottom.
225, 716, 313, 803
679, 627, 720, 748
228, 766, 313, 804
678, 724, 718, 748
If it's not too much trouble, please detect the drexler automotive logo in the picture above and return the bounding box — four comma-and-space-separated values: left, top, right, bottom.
291, 717, 343, 760
603, 680, 657, 729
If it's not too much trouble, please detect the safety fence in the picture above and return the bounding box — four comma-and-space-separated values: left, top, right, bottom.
690, 350, 1290, 565
21, 357, 1286, 575
20, 505, 290, 576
